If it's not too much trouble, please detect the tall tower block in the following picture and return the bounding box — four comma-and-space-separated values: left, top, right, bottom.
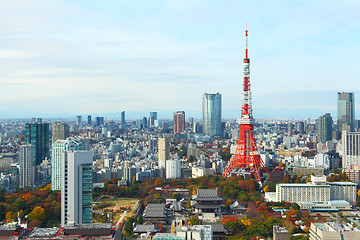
223, 27, 269, 184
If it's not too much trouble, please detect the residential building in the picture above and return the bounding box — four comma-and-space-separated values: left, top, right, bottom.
173, 111, 185, 134
19, 144, 34, 188
166, 159, 181, 179
52, 139, 81, 191
203, 93, 222, 137
158, 137, 170, 169
25, 123, 49, 165
344, 164, 360, 184
52, 122, 70, 142
338, 92, 355, 132
61, 150, 93, 227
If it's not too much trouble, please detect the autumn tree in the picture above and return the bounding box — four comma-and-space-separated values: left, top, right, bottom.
28, 206, 46, 222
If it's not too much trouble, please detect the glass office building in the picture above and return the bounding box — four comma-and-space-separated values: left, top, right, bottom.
25, 123, 49, 165
203, 93, 222, 137
337, 92, 355, 132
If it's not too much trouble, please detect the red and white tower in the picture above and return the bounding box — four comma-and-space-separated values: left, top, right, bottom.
223, 27, 269, 184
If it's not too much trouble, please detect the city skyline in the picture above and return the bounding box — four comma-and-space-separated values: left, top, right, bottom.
1, 1, 360, 119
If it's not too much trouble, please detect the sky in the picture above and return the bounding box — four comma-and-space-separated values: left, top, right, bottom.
0, 0, 360, 120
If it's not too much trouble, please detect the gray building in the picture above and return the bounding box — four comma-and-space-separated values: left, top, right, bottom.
337, 92, 355, 131
203, 93, 222, 138
316, 113, 333, 143
61, 150, 93, 227
19, 144, 34, 188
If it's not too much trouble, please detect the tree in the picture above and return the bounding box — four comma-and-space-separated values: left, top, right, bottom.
6, 211, 13, 223
28, 206, 46, 222
291, 203, 300, 210
263, 185, 270, 192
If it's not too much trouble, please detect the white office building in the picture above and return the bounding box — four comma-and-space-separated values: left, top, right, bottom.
342, 131, 360, 168
276, 175, 357, 207
61, 150, 93, 227
19, 144, 34, 188
166, 159, 181, 179
52, 139, 81, 191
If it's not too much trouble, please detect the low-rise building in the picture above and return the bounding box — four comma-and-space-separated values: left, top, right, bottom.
309, 222, 360, 240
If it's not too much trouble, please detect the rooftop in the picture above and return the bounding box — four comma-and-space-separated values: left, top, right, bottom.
195, 189, 222, 201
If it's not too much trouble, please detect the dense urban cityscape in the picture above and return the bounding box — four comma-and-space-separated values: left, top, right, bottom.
1, 1, 360, 240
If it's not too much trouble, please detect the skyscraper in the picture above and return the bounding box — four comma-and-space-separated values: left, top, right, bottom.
61, 150, 93, 226
95, 117, 104, 126
173, 111, 185, 134
158, 137, 170, 169
52, 139, 81, 191
203, 93, 222, 137
316, 113, 333, 143
25, 123, 49, 165
52, 122, 70, 142
19, 144, 34, 188
143, 117, 147, 129
150, 112, 157, 120
87, 115, 91, 125
76, 116, 82, 128
149, 112, 157, 128
121, 111, 126, 127
338, 92, 355, 132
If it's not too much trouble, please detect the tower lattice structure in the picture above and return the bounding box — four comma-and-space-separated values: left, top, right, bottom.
223, 27, 269, 183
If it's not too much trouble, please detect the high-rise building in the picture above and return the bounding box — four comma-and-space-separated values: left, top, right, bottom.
316, 113, 333, 143
173, 111, 185, 134
95, 117, 104, 126
295, 121, 305, 134
150, 112, 157, 120
149, 112, 157, 128
337, 92, 355, 132
202, 93, 222, 137
76, 116, 82, 128
52, 139, 81, 191
19, 144, 34, 188
342, 131, 360, 168
143, 117, 147, 129
87, 115, 91, 125
158, 137, 170, 169
61, 150, 93, 227
166, 159, 181, 179
121, 111, 126, 127
25, 123, 49, 165
52, 122, 70, 142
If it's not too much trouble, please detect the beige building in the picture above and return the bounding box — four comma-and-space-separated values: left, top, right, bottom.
344, 164, 360, 184
158, 137, 170, 169
52, 122, 70, 142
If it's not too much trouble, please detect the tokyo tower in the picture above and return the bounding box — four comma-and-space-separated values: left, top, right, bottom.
222, 27, 269, 184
